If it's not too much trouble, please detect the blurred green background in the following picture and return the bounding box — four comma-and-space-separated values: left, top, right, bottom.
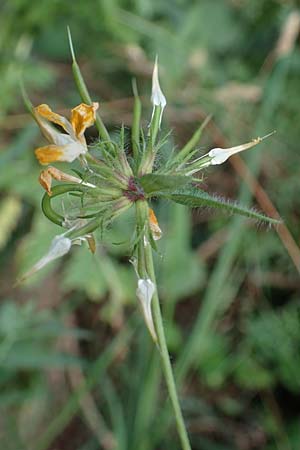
1, 0, 300, 449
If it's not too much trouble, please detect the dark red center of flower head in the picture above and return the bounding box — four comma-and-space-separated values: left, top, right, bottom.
123, 176, 145, 201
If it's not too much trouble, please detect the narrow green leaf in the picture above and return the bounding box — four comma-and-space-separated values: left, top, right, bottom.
67, 27, 110, 142
139, 174, 191, 195
148, 105, 161, 147
165, 187, 281, 224
131, 78, 142, 163
20, 80, 34, 116
172, 114, 212, 165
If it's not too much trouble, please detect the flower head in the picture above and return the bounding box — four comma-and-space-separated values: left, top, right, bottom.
34, 102, 99, 165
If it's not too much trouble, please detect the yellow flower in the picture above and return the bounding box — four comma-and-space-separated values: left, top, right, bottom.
34, 102, 99, 165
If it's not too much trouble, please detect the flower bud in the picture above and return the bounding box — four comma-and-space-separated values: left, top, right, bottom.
151, 57, 166, 127
136, 278, 157, 342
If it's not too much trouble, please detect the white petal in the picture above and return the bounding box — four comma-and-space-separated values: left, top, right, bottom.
208, 140, 257, 165
52, 132, 75, 147
20, 235, 72, 281
35, 116, 75, 147
59, 142, 87, 162
208, 147, 234, 165
151, 57, 167, 108
151, 57, 166, 127
136, 278, 157, 342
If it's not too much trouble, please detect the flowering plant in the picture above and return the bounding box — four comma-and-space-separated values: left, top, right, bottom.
21, 30, 278, 450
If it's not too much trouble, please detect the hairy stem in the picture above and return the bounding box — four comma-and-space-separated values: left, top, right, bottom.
135, 200, 192, 450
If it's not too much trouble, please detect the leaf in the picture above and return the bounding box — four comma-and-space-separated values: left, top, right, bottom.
164, 187, 280, 224
139, 174, 191, 195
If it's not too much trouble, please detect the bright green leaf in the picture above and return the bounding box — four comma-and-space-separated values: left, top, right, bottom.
139, 174, 191, 195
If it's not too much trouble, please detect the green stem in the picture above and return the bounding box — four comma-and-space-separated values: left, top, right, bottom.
67, 27, 111, 142
131, 78, 142, 166
135, 200, 192, 450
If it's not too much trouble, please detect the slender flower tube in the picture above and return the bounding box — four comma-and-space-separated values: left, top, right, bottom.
151, 57, 166, 128
186, 132, 275, 174
136, 278, 157, 342
208, 134, 272, 165
33, 102, 99, 164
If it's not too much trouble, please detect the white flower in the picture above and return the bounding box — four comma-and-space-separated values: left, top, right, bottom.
20, 234, 72, 282
190, 132, 275, 170
208, 137, 264, 165
136, 278, 157, 342
151, 57, 167, 127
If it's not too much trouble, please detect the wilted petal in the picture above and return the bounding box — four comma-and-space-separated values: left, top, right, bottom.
149, 208, 162, 241
38, 166, 95, 195
35, 142, 86, 165
70, 102, 99, 142
39, 169, 53, 195
34, 104, 74, 136
136, 278, 157, 342
33, 102, 98, 165
86, 234, 96, 254
33, 114, 73, 147
151, 57, 166, 127
20, 235, 72, 281
35, 145, 64, 165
